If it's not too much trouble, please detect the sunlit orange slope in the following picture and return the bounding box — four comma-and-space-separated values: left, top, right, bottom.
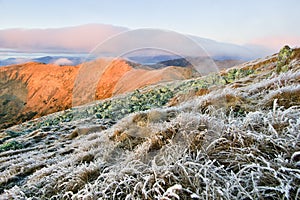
0, 59, 192, 129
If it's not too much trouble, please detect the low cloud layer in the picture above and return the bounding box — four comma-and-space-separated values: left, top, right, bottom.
0, 24, 128, 52
0, 24, 293, 60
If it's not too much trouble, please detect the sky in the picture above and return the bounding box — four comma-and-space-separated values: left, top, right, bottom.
0, 0, 299, 50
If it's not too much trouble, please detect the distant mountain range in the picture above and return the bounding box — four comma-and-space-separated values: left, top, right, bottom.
0, 55, 88, 66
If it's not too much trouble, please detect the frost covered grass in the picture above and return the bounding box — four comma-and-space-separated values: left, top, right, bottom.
3, 103, 299, 199
0, 48, 300, 199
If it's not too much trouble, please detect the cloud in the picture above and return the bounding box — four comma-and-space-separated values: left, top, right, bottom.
88, 29, 272, 61
0, 24, 278, 60
190, 36, 273, 60
0, 24, 128, 52
53, 58, 73, 66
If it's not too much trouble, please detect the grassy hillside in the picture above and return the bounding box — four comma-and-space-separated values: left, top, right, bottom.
0, 47, 299, 199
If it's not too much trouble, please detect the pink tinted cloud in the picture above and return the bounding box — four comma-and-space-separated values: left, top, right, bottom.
250, 35, 300, 51
0, 24, 127, 52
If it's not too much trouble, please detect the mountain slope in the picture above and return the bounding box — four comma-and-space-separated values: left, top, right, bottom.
0, 59, 193, 130
0, 62, 77, 129
0, 47, 299, 199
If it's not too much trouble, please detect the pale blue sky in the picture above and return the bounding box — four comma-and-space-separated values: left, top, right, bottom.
0, 0, 299, 45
